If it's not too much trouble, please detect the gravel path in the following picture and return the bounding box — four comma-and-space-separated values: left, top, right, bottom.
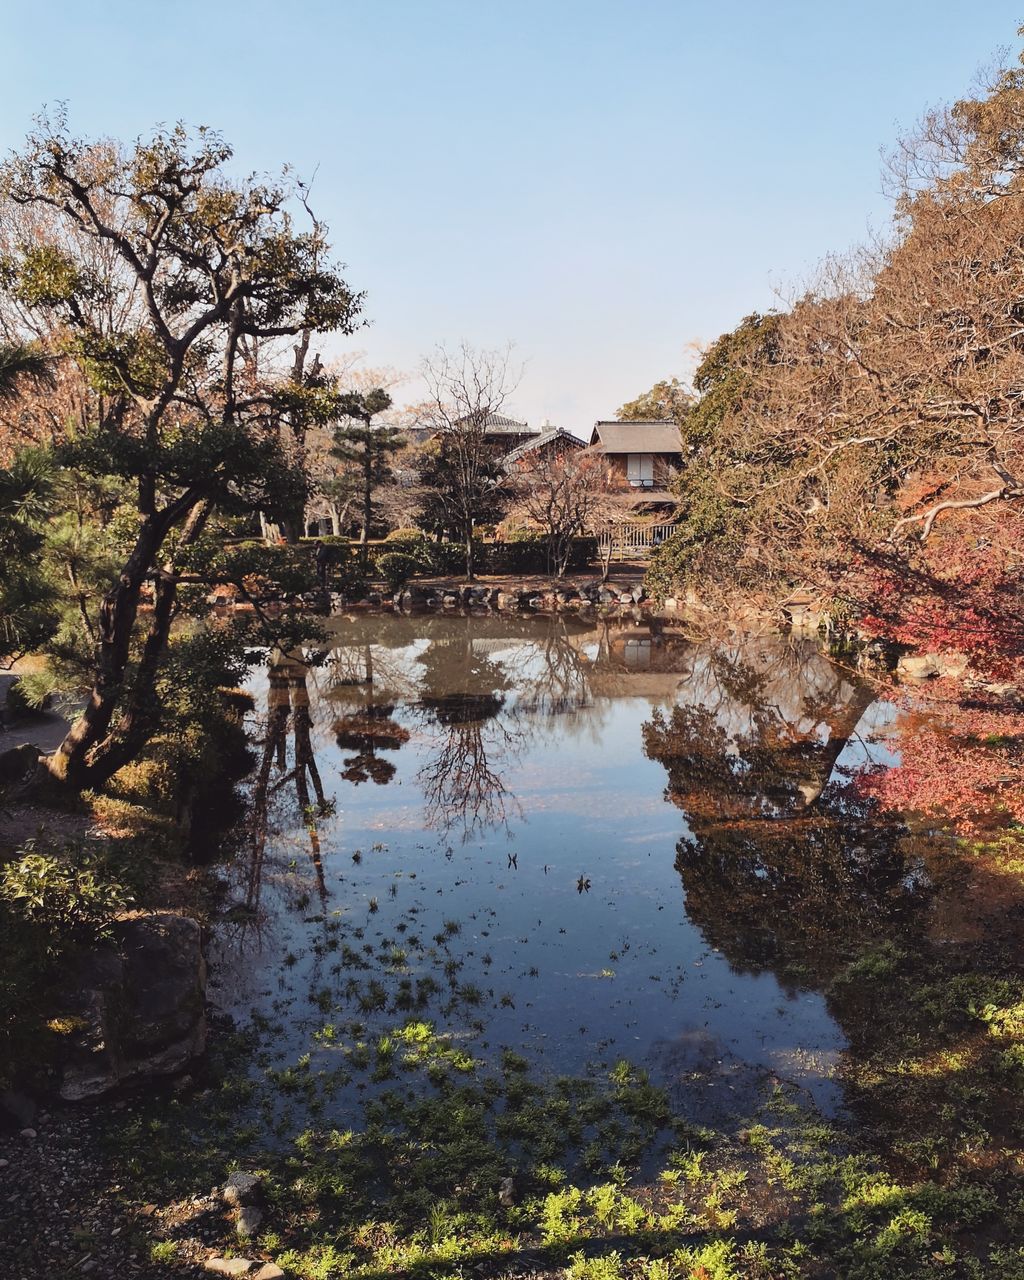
0, 1101, 252, 1279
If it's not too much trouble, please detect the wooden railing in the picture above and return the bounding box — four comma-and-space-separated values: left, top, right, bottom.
598, 522, 677, 561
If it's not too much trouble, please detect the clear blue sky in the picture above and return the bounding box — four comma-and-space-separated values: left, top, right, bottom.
4, 1, 1022, 432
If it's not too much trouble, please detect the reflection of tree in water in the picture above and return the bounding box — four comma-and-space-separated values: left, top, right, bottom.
417, 692, 519, 840
414, 621, 521, 840
247, 649, 332, 909
328, 643, 410, 786
504, 616, 594, 722
334, 705, 410, 784
643, 645, 926, 986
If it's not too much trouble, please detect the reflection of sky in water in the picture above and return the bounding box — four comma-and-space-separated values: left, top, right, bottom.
210, 615, 903, 1122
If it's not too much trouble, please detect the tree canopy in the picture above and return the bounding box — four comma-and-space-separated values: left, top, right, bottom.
0, 116, 362, 786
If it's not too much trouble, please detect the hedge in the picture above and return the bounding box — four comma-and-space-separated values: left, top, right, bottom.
227, 533, 597, 579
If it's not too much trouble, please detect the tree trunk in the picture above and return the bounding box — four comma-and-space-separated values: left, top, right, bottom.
75, 503, 212, 787
599, 540, 613, 583
45, 518, 166, 787
45, 500, 207, 789
464, 530, 475, 581
359, 439, 372, 571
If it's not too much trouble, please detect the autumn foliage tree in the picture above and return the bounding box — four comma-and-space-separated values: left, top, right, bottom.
646, 45, 1024, 831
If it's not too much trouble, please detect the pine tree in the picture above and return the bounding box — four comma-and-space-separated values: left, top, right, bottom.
330, 388, 402, 565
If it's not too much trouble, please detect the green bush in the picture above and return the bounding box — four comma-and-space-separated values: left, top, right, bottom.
5, 670, 58, 715
377, 532, 431, 561
0, 839, 137, 1086
424, 541, 466, 575
643, 477, 741, 600
0, 840, 134, 950
377, 551, 425, 592
371, 535, 597, 579
478, 536, 597, 574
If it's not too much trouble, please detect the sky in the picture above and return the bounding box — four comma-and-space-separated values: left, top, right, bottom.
4, 1, 1023, 434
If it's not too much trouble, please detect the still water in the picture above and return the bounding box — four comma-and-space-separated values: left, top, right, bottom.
209, 613, 907, 1124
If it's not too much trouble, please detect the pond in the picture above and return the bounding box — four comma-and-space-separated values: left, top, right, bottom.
208, 612, 916, 1131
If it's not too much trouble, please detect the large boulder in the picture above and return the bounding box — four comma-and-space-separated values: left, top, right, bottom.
896, 653, 941, 680
57, 912, 206, 1101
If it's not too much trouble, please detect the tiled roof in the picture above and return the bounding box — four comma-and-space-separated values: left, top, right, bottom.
453, 412, 533, 434
589, 420, 681, 454
501, 427, 585, 465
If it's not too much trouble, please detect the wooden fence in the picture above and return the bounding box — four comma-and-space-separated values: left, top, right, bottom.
598, 522, 677, 561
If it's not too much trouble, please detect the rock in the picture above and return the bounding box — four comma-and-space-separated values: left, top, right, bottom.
978, 680, 1018, 698
0, 1089, 36, 1130
0, 1158, 9, 1169
204, 1260, 255, 1277
897, 651, 970, 680
222, 1170, 262, 1207
57, 912, 207, 1101
896, 654, 940, 680
19, 1127, 36, 1139
0, 742, 40, 786
399, 585, 430, 609
498, 1175, 516, 1207
236, 1205, 264, 1237
253, 1266, 286, 1280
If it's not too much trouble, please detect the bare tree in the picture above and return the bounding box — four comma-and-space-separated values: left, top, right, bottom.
417, 342, 522, 578
507, 445, 627, 577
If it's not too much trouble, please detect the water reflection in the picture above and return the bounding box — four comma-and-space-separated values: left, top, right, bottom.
246, 648, 332, 910
327, 643, 411, 786
211, 614, 912, 1122
641, 643, 918, 987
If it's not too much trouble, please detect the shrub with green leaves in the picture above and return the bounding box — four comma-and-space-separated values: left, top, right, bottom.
4, 668, 58, 715
0, 840, 133, 948
384, 527, 426, 544
376, 551, 426, 592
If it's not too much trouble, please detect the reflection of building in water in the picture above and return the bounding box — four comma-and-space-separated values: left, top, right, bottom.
621, 635, 653, 668
642, 642, 928, 989
581, 619, 695, 703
